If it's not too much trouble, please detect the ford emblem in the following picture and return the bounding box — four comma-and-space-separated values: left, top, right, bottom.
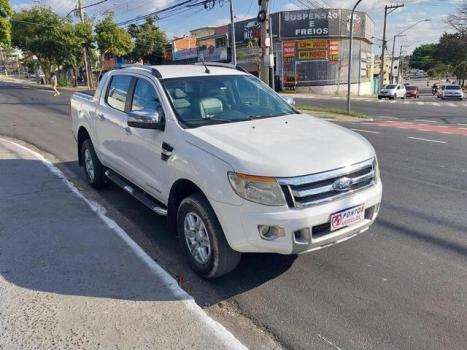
332, 177, 353, 192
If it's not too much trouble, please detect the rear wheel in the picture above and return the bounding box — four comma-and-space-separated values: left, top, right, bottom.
177, 193, 241, 278
81, 139, 106, 189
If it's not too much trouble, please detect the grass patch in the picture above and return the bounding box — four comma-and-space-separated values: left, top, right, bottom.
299, 106, 368, 119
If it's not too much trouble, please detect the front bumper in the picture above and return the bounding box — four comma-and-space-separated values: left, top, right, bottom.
212, 182, 382, 255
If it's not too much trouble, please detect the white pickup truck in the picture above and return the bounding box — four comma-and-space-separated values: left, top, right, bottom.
70, 63, 382, 278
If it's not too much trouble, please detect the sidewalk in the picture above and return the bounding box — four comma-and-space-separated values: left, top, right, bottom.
0, 75, 89, 92
0, 137, 245, 349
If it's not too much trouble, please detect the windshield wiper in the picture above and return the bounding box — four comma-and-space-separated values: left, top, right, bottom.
183, 117, 253, 125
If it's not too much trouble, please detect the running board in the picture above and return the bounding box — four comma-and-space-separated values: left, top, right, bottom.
105, 170, 168, 216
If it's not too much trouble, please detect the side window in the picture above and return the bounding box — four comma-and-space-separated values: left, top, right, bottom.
131, 79, 161, 113
106, 75, 132, 112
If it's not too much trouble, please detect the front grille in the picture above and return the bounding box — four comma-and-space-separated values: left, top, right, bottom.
278, 158, 376, 208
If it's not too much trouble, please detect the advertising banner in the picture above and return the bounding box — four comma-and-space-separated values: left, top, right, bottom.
298, 50, 328, 60
283, 41, 296, 57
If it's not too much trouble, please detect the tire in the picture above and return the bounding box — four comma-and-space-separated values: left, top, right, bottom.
81, 139, 106, 189
177, 193, 241, 278
392, 94, 396, 100
378, 96, 382, 100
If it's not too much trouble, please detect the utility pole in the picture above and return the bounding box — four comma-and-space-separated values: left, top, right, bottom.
346, 0, 363, 113
259, 0, 270, 86
379, 3, 404, 90
229, 0, 237, 65
77, 0, 92, 89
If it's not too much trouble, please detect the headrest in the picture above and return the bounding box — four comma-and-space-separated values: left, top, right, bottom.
174, 88, 187, 99
199, 97, 223, 118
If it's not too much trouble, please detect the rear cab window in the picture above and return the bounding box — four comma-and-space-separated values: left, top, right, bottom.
106, 75, 132, 112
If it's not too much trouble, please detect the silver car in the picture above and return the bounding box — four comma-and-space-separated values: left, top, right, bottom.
441, 85, 464, 100
378, 84, 406, 100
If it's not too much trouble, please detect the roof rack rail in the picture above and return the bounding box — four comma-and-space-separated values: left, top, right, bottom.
120, 64, 162, 79
194, 62, 248, 73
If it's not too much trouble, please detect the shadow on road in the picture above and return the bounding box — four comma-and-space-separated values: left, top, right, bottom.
0, 156, 296, 305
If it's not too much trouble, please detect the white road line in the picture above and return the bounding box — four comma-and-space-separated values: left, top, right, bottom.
403, 101, 410, 104
415, 119, 436, 123
390, 100, 396, 104
447, 103, 457, 107
351, 128, 381, 134
377, 116, 399, 119
377, 100, 384, 103
408, 136, 446, 144
432, 102, 440, 106
457, 123, 467, 126
0, 137, 247, 350
417, 102, 424, 105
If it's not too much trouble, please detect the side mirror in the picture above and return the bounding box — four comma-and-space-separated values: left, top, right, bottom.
127, 110, 164, 130
283, 96, 295, 106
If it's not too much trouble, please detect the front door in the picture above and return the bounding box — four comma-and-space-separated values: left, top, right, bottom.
121, 76, 168, 202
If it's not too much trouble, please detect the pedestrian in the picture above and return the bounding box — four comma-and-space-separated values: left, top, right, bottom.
50, 72, 60, 97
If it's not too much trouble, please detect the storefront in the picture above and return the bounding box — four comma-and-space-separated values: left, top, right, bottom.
230, 9, 374, 95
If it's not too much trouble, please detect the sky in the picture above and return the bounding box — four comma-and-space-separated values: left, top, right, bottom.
10, 0, 464, 55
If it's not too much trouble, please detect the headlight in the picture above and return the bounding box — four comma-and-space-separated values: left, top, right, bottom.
373, 156, 381, 183
228, 172, 286, 206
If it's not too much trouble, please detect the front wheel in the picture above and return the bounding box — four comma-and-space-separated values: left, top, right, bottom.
177, 193, 241, 278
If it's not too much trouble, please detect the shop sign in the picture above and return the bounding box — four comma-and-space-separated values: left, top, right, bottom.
173, 48, 198, 61
298, 50, 328, 60
329, 40, 339, 63
283, 41, 296, 57
297, 40, 328, 49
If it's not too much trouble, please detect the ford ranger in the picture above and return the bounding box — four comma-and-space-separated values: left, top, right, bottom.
70, 63, 382, 278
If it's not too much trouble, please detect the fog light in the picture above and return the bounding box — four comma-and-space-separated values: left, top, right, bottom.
258, 225, 285, 241
293, 228, 311, 244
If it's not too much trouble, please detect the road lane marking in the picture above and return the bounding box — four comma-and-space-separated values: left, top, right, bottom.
432, 102, 440, 106
416, 101, 425, 105
0, 137, 248, 350
351, 128, 380, 134
447, 103, 457, 107
457, 123, 467, 126
408, 136, 446, 144
415, 119, 436, 123
317, 334, 343, 350
403, 101, 410, 104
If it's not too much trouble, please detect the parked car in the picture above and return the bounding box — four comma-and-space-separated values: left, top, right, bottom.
405, 85, 420, 98
378, 84, 406, 100
437, 84, 446, 98
70, 63, 382, 278
440, 85, 464, 100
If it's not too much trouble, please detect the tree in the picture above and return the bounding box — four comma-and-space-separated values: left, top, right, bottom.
448, 3, 467, 33
409, 44, 438, 72
434, 32, 467, 86
11, 7, 63, 79
95, 13, 134, 68
56, 17, 94, 86
127, 17, 167, 64
0, 0, 12, 47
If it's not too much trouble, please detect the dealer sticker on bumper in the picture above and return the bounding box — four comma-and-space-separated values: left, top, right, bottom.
330, 204, 365, 231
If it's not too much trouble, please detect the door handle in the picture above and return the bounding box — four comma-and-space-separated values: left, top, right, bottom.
97, 112, 105, 121
124, 126, 132, 135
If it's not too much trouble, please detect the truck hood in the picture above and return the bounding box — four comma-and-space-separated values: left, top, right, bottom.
183, 114, 375, 177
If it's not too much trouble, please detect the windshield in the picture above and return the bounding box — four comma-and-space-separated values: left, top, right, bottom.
162, 74, 296, 127
445, 85, 461, 90
385, 85, 397, 89
406, 86, 416, 90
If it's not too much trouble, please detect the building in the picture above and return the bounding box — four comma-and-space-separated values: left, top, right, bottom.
373, 54, 399, 87
170, 8, 375, 95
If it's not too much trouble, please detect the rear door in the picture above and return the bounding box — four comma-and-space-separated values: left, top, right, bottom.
95, 74, 133, 173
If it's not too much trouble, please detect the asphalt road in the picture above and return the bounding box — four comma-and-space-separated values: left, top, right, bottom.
294, 92, 467, 121
1, 82, 466, 350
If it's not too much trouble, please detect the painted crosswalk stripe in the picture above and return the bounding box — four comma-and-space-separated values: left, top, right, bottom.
447, 103, 457, 107
416, 119, 436, 123
417, 102, 424, 105
403, 101, 410, 104
432, 102, 440, 106
408, 137, 446, 144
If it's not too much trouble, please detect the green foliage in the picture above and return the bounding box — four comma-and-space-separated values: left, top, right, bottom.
127, 17, 167, 64
410, 44, 438, 71
95, 13, 134, 57
427, 63, 450, 79
11, 7, 63, 75
57, 72, 70, 87
0, 0, 13, 47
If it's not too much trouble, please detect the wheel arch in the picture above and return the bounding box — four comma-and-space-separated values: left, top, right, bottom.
167, 178, 209, 232
77, 126, 91, 166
